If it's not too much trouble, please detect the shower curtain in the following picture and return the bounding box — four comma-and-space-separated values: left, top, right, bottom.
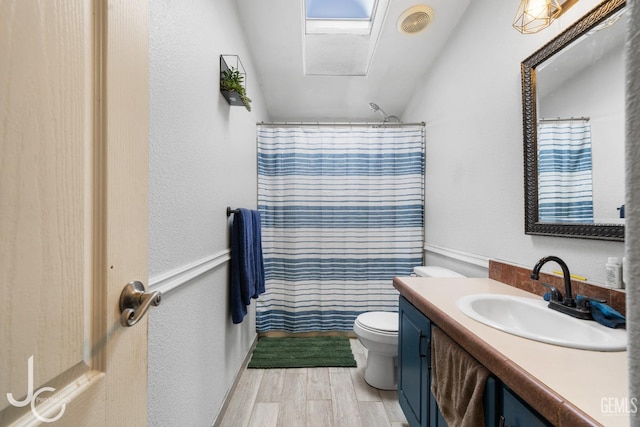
256, 124, 425, 333
537, 120, 593, 223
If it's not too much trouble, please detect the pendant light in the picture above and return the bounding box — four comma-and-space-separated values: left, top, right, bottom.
513, 0, 578, 34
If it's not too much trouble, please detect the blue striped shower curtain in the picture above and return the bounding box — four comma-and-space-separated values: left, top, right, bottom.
256, 125, 425, 333
538, 120, 593, 223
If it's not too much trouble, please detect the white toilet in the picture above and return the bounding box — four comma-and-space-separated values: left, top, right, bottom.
353, 266, 465, 390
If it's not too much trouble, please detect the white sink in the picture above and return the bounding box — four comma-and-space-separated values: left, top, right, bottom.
456, 294, 627, 351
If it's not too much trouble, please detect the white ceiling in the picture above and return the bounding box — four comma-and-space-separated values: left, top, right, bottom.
234, 0, 473, 122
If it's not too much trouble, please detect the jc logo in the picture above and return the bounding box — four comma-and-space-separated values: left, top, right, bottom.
6, 355, 66, 423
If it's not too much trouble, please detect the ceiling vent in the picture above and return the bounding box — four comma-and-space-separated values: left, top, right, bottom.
397, 5, 434, 35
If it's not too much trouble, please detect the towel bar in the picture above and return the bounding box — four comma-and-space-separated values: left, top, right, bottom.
227, 207, 240, 217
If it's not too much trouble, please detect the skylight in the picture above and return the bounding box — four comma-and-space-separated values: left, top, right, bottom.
302, 0, 389, 76
306, 0, 376, 20
305, 0, 378, 34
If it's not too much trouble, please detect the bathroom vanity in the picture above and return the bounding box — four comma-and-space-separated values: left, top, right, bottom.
394, 277, 629, 427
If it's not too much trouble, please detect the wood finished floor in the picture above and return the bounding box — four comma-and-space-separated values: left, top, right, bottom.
220, 339, 409, 427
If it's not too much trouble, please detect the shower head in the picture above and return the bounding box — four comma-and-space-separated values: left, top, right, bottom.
368, 102, 390, 121
368, 102, 402, 123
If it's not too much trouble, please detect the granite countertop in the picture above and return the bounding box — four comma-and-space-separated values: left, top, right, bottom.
393, 277, 629, 427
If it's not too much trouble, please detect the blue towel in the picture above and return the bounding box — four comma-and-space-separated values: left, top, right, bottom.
230, 208, 266, 324
542, 293, 626, 328
252, 210, 266, 297
576, 295, 626, 329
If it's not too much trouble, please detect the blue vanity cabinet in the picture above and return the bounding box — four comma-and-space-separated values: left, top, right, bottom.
428, 393, 447, 427
427, 363, 498, 427
499, 385, 551, 427
398, 296, 431, 427
398, 295, 548, 427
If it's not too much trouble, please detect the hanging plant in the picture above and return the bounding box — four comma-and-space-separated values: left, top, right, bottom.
220, 67, 252, 112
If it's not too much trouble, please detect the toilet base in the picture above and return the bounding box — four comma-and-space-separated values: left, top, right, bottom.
364, 352, 397, 390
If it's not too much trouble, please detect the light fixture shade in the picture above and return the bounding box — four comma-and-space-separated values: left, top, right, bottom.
513, 0, 562, 34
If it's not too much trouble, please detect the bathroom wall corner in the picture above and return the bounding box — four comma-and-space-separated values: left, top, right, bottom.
625, 0, 640, 420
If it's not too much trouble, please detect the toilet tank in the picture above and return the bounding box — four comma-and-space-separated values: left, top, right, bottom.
414, 266, 466, 278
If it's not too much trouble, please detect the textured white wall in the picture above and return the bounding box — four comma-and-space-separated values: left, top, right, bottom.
147, 0, 268, 425
626, 0, 640, 421
403, 0, 625, 285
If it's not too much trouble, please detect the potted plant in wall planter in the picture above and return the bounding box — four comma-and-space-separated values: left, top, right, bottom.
220, 55, 251, 112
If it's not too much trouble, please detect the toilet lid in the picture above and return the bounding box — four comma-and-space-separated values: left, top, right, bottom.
356, 312, 398, 332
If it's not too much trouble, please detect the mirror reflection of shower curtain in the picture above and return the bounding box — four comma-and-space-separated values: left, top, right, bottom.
256, 124, 425, 333
537, 120, 593, 223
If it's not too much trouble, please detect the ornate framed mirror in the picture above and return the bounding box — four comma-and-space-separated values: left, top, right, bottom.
521, 0, 626, 241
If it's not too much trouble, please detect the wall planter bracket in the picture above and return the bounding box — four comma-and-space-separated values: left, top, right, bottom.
220, 54, 251, 111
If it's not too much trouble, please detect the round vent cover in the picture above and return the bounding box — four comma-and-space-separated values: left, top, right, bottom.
397, 5, 434, 35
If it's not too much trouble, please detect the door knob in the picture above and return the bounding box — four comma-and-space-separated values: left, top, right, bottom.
119, 281, 161, 327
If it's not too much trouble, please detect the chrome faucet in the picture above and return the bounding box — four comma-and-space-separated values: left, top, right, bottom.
530, 255, 593, 320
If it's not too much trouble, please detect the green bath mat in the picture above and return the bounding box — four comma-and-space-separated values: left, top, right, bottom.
247, 336, 357, 369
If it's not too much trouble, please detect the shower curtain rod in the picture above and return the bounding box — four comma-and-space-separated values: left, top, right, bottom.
257, 121, 425, 128
539, 117, 590, 122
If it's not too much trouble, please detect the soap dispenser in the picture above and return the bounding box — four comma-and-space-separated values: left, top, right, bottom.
605, 257, 622, 289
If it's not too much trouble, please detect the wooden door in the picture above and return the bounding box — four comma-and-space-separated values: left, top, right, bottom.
1, 0, 150, 425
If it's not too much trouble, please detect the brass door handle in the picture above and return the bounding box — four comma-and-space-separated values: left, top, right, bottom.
119, 281, 161, 327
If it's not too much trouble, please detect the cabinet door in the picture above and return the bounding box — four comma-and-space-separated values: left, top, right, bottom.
398, 296, 431, 427
428, 357, 499, 427
429, 393, 448, 427
500, 386, 551, 427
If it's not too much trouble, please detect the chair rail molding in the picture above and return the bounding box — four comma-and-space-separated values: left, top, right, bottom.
149, 249, 231, 295
424, 243, 490, 268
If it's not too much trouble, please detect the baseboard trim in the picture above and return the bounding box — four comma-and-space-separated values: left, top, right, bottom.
211, 334, 259, 427
149, 249, 231, 295
424, 243, 490, 268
